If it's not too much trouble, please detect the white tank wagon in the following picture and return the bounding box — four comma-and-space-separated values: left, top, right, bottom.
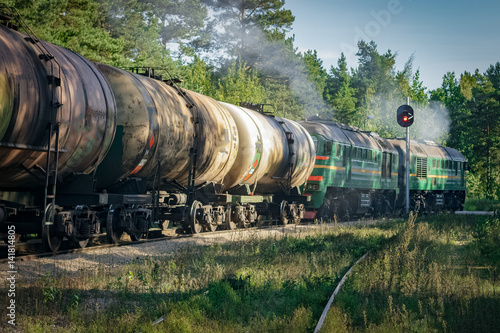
219, 102, 316, 227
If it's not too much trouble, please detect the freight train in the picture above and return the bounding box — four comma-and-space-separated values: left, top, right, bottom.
0, 7, 466, 252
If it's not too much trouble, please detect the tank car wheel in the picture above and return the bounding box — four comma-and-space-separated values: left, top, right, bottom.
280, 201, 289, 225
129, 230, 144, 242
256, 215, 265, 227
203, 206, 218, 232
71, 213, 91, 248
72, 237, 89, 249
129, 215, 147, 242
189, 200, 203, 234
106, 206, 124, 244
205, 222, 217, 232
42, 204, 63, 252
225, 206, 236, 230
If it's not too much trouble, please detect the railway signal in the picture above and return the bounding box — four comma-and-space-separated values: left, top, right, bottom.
397, 101, 414, 214
397, 104, 414, 127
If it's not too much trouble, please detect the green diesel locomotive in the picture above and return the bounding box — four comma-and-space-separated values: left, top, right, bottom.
301, 120, 467, 219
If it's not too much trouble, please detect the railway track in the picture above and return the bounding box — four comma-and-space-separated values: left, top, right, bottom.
4, 210, 488, 263
0, 219, 310, 262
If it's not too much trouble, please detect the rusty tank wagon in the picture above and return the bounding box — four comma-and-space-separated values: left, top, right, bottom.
0, 8, 316, 251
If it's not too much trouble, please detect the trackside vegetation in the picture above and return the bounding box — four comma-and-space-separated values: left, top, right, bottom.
0, 214, 498, 332
321, 214, 500, 332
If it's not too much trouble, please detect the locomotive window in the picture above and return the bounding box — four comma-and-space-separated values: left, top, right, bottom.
324, 141, 333, 155
336, 145, 342, 157
362, 149, 367, 160
433, 160, 436, 168
381, 153, 392, 178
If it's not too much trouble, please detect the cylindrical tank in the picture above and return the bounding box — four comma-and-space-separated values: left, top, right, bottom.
220, 102, 316, 194
0, 26, 116, 187
95, 65, 239, 188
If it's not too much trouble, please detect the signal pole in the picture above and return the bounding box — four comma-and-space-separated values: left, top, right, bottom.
396, 99, 414, 215
405, 97, 410, 215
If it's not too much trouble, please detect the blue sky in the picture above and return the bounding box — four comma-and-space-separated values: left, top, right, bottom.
283, 0, 500, 90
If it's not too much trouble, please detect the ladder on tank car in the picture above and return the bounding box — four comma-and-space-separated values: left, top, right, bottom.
0, 5, 64, 224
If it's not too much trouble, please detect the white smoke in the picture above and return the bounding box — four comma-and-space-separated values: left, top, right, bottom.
200, 11, 330, 119
413, 100, 451, 142
375, 96, 450, 142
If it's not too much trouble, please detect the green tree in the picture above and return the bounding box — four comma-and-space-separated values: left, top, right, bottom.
349, 41, 401, 134
325, 53, 358, 125
213, 59, 264, 106
486, 62, 500, 90
195, 0, 294, 64
353, 40, 397, 100
430, 72, 469, 151
327, 53, 350, 97
465, 73, 500, 198
408, 69, 428, 106
331, 80, 358, 125
6, 0, 126, 64
138, 0, 207, 45
180, 56, 215, 96
261, 79, 303, 119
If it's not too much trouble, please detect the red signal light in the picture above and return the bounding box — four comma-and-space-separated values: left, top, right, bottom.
396, 105, 414, 127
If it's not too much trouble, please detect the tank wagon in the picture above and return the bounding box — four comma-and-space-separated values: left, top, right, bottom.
0, 10, 315, 252
300, 120, 467, 218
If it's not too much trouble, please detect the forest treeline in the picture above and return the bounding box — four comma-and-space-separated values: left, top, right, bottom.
3, 0, 499, 199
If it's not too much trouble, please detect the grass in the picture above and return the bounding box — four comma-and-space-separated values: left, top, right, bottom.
464, 198, 500, 211
0, 224, 395, 332
321, 213, 500, 332
1, 215, 499, 332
